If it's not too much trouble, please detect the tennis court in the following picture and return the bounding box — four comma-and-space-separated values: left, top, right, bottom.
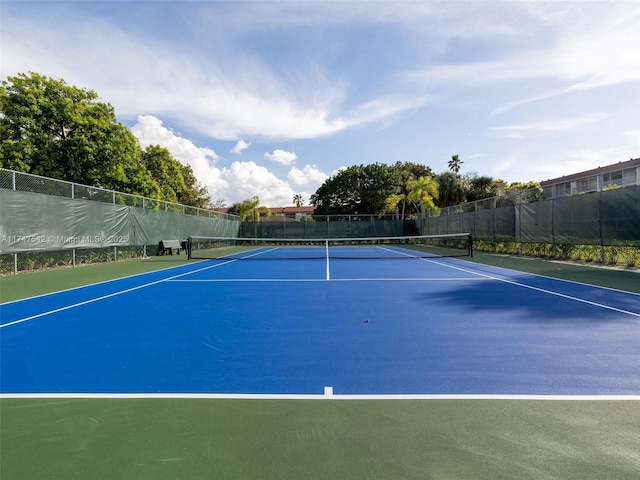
1, 238, 640, 478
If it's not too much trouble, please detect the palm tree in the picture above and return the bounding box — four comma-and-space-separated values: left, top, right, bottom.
238, 196, 271, 222
385, 167, 416, 219
386, 192, 408, 219
293, 194, 303, 209
407, 176, 439, 215
448, 154, 463, 174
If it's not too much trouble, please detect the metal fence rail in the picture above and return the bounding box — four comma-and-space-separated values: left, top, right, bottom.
0, 169, 240, 274
239, 215, 417, 239
421, 185, 640, 248
0, 168, 236, 220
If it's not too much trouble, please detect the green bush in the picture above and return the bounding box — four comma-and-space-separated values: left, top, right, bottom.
474, 242, 639, 267
0, 246, 147, 275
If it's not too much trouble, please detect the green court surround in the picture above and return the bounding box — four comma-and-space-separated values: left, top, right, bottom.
1, 252, 638, 479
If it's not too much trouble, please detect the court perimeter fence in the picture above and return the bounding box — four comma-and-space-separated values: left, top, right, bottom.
419, 185, 640, 265
0, 169, 240, 274
238, 215, 417, 239
2, 168, 640, 274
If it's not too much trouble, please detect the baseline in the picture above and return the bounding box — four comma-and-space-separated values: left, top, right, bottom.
1, 392, 639, 400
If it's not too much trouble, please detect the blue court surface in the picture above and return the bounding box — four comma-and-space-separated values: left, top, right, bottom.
2, 246, 640, 397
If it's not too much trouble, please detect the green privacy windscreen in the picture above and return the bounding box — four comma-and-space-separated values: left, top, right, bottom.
239, 216, 410, 239
421, 186, 640, 247
0, 189, 240, 254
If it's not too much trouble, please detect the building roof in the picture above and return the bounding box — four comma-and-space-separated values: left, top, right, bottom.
268, 206, 315, 215
540, 158, 639, 186
210, 206, 316, 216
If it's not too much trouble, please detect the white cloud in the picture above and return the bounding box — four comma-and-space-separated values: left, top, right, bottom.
3, 1, 637, 190
405, 3, 640, 113
130, 115, 300, 206
230, 139, 251, 155
264, 149, 298, 165
491, 113, 609, 139
131, 115, 220, 182
0, 6, 426, 142
224, 161, 297, 206
287, 164, 328, 186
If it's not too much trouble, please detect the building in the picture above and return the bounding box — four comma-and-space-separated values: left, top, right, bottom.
212, 205, 316, 221
261, 206, 315, 222
540, 158, 640, 198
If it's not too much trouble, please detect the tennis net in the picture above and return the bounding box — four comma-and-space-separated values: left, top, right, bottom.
187, 233, 473, 261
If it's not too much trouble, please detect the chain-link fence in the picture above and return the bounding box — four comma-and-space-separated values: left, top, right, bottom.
239, 215, 416, 238
0, 168, 235, 220
0, 169, 240, 274
420, 185, 640, 265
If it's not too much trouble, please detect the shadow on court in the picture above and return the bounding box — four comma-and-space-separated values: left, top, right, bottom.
413, 268, 640, 323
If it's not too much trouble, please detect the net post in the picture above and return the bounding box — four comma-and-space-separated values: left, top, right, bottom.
468, 233, 473, 258
187, 236, 192, 260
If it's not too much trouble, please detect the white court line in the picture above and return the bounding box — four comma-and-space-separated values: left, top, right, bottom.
0, 260, 212, 306
432, 259, 640, 317
382, 247, 640, 318
0, 259, 240, 329
1, 248, 286, 329
457, 257, 640, 297
1, 392, 639, 401
167, 277, 491, 282
176, 245, 639, 316
326, 240, 330, 280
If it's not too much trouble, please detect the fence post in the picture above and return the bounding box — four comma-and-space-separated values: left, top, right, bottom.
517, 200, 523, 256
551, 197, 557, 257
598, 192, 605, 264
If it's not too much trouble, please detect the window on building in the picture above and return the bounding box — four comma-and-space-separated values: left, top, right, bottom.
622, 168, 637, 186
556, 181, 572, 196
577, 176, 597, 193
602, 170, 623, 187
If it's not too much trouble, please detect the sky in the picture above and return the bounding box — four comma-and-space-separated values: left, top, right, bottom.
2, 1, 639, 207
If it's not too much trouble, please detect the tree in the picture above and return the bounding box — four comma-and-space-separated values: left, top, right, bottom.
0, 72, 142, 188
393, 161, 433, 180
178, 164, 211, 208
102, 124, 162, 198
386, 192, 408, 219
466, 175, 499, 202
387, 175, 440, 218
210, 198, 227, 209
448, 154, 463, 174
293, 194, 303, 208
229, 196, 271, 222
311, 163, 399, 215
141, 145, 211, 207
385, 162, 434, 219
435, 171, 466, 207
0, 71, 212, 207
142, 145, 186, 203
500, 181, 543, 205
406, 176, 439, 215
